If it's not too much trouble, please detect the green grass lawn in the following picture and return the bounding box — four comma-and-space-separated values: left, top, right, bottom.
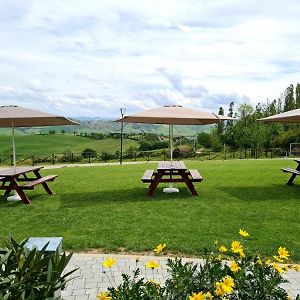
0, 159, 299, 261
0, 134, 138, 155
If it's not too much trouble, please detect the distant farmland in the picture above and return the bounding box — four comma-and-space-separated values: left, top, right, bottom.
0, 134, 138, 155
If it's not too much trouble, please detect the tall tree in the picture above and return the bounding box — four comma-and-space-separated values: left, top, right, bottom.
296, 83, 300, 109
227, 102, 234, 127
283, 84, 295, 112
217, 106, 224, 135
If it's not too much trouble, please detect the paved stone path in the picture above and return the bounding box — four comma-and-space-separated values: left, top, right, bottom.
61, 253, 300, 300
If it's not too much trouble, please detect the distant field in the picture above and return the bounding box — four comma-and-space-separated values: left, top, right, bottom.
0, 134, 138, 155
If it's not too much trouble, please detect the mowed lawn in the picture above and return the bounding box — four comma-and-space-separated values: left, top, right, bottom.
0, 159, 299, 261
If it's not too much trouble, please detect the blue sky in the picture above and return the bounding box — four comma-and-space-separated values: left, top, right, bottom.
0, 0, 300, 118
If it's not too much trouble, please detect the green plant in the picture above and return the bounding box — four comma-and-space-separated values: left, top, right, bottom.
99, 233, 300, 300
0, 237, 77, 300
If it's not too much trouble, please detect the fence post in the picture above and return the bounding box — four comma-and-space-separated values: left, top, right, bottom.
147, 152, 150, 162
271, 149, 273, 158
11, 155, 13, 166
32, 155, 34, 166
52, 153, 55, 165
88, 153, 91, 163
134, 152, 137, 161
209, 150, 211, 160
265, 149, 268, 158
224, 150, 227, 160
244, 149, 247, 159
71, 153, 74, 163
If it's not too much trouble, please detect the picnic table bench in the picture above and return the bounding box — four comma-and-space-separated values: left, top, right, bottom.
281, 159, 300, 185
0, 166, 57, 204
141, 161, 203, 196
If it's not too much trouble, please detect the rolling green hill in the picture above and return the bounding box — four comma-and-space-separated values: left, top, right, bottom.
0, 134, 138, 155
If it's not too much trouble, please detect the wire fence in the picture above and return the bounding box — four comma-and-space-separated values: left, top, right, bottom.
0, 148, 293, 167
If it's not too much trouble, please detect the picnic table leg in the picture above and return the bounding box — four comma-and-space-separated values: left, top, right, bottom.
33, 170, 55, 195
180, 171, 198, 196
287, 174, 297, 185
287, 164, 300, 185
8, 178, 31, 204
148, 171, 164, 196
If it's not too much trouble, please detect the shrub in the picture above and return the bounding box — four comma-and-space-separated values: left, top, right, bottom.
0, 237, 77, 300
81, 148, 97, 159
97, 231, 300, 300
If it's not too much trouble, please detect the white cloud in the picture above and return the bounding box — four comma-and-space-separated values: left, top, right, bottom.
0, 0, 300, 118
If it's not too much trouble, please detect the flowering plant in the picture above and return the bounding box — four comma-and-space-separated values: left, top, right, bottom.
97, 230, 300, 300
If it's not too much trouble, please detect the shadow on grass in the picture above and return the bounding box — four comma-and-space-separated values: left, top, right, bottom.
0, 185, 199, 208
215, 183, 300, 202
58, 186, 200, 208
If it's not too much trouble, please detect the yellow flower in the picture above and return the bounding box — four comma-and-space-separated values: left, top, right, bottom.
266, 259, 271, 266
219, 245, 227, 253
216, 254, 222, 261
278, 246, 289, 260
273, 262, 285, 273
257, 259, 262, 266
273, 255, 284, 263
215, 276, 234, 296
239, 249, 245, 258
231, 241, 243, 254
222, 275, 235, 291
189, 291, 206, 300
102, 258, 116, 268
294, 264, 300, 272
215, 282, 227, 297
96, 291, 111, 300
146, 259, 160, 269
154, 243, 166, 254
239, 229, 250, 237
206, 291, 214, 299
230, 261, 241, 273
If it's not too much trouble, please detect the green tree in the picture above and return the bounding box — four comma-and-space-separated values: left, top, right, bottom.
217, 106, 224, 135
296, 83, 300, 109
197, 132, 212, 148
283, 84, 295, 112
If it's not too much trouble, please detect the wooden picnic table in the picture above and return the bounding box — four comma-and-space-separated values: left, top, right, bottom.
141, 161, 203, 196
0, 166, 57, 204
281, 159, 300, 185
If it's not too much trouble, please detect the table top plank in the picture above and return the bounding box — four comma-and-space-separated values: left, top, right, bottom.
0, 166, 43, 177
157, 161, 186, 170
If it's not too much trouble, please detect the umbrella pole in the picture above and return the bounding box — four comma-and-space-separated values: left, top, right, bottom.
163, 124, 179, 193
7, 122, 21, 202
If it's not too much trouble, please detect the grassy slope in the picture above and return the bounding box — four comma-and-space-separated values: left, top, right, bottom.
0, 134, 138, 155
0, 159, 299, 260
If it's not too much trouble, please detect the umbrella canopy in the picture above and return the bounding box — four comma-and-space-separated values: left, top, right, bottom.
118, 105, 234, 193
0, 105, 78, 201
0, 105, 77, 127
258, 108, 300, 123
118, 105, 230, 125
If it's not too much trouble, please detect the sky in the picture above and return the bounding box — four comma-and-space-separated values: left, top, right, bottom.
0, 0, 300, 119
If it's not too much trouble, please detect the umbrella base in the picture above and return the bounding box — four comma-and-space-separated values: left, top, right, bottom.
163, 187, 179, 193
7, 194, 22, 202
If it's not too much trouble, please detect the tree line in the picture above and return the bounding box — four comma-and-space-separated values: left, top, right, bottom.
198, 83, 300, 151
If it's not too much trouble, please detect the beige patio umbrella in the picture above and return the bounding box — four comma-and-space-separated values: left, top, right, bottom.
0, 105, 78, 201
258, 108, 300, 123
118, 105, 233, 193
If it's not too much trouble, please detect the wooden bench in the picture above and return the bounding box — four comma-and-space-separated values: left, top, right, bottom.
189, 169, 203, 182
141, 170, 154, 183
22, 175, 57, 189
281, 168, 300, 176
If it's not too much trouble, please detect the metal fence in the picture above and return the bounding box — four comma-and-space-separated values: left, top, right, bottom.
0, 148, 292, 167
